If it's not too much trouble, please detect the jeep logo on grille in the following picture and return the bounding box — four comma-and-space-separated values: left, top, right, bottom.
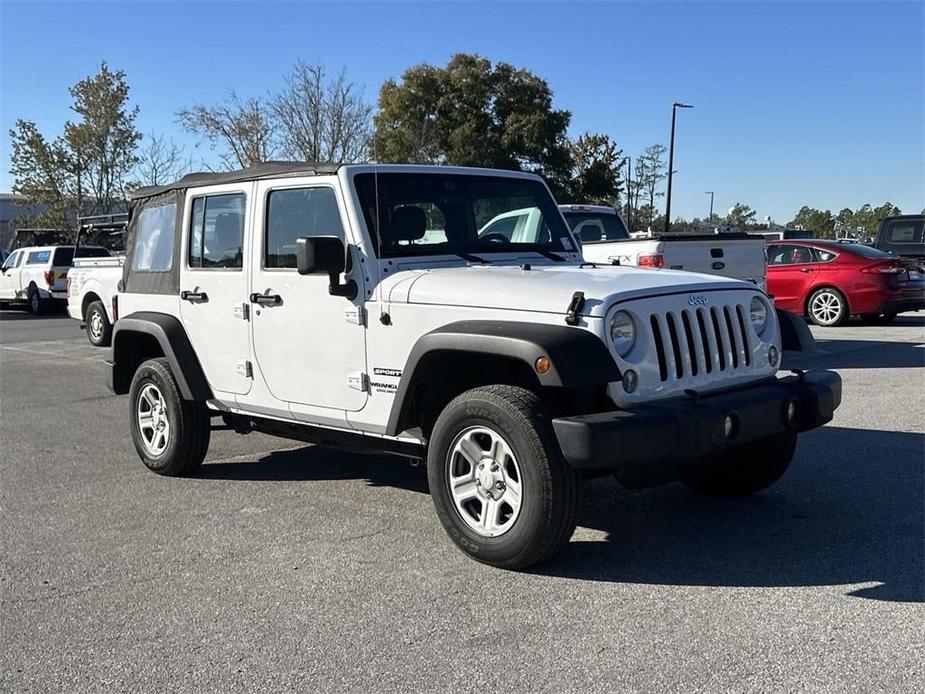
687, 294, 709, 306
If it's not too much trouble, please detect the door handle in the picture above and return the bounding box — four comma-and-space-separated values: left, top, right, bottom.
800, 268, 812, 273
180, 290, 208, 302
250, 292, 282, 306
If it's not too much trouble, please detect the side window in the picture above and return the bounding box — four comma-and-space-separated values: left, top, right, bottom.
265, 187, 344, 269
767, 245, 795, 265
2, 251, 20, 269
886, 222, 923, 244
26, 250, 51, 264
132, 203, 177, 272
188, 193, 246, 269
479, 214, 519, 240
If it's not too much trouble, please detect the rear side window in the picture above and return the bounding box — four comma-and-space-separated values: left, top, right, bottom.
885, 221, 923, 244
132, 203, 177, 272
188, 193, 246, 269
51, 247, 110, 266
265, 187, 344, 269
26, 250, 51, 264
564, 212, 629, 242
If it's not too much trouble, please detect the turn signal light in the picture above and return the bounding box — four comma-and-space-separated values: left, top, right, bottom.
861, 262, 905, 274
637, 253, 665, 268
44, 270, 55, 286
535, 356, 551, 375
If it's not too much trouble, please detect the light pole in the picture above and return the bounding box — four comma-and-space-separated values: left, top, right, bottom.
664, 102, 693, 234
705, 190, 714, 220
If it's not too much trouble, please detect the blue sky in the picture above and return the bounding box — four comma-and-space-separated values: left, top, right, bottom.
1, 0, 922, 222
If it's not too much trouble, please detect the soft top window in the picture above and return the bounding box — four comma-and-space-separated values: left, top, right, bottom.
132, 203, 177, 272
26, 250, 51, 264
354, 173, 575, 258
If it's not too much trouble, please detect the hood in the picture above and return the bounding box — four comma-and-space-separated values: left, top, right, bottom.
386, 263, 750, 318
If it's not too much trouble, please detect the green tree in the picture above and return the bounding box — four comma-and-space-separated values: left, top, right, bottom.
836, 203, 902, 236
633, 144, 667, 229
10, 62, 140, 229
567, 132, 623, 205
725, 202, 757, 229
789, 206, 835, 238
178, 91, 277, 170
373, 53, 573, 195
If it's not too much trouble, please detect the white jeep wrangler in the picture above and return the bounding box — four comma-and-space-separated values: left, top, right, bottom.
107, 163, 841, 569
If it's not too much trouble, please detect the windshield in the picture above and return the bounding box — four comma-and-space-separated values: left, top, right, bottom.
562, 211, 629, 242
354, 172, 576, 258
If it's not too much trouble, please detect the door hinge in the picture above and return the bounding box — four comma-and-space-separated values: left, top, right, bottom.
236, 360, 253, 379
345, 306, 366, 326
347, 371, 368, 392
233, 302, 250, 320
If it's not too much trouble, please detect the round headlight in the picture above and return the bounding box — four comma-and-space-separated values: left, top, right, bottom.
750, 296, 769, 335
610, 310, 636, 357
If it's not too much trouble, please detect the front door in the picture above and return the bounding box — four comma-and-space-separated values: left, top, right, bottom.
0, 251, 23, 299
767, 244, 816, 312
179, 186, 253, 396
250, 178, 367, 412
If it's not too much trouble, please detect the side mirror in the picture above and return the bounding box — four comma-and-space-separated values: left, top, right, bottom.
296, 236, 357, 300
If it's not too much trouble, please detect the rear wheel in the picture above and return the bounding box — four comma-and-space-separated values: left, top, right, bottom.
807, 287, 848, 327
27, 286, 45, 315
427, 385, 581, 569
85, 300, 112, 347
682, 432, 797, 497
129, 358, 210, 476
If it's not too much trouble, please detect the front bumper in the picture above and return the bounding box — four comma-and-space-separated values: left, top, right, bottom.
553, 371, 841, 479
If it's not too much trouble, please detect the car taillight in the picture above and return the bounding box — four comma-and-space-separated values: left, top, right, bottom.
44, 270, 54, 285
111, 295, 119, 321
637, 253, 665, 268
861, 262, 906, 274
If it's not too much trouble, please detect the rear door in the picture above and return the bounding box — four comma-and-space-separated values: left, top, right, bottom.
179, 185, 254, 396
766, 244, 816, 311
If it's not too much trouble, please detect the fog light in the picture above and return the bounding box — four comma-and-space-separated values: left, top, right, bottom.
622, 369, 638, 393
786, 398, 800, 427
724, 414, 738, 439
768, 346, 779, 367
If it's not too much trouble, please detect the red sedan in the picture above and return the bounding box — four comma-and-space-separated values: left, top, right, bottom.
766, 240, 925, 326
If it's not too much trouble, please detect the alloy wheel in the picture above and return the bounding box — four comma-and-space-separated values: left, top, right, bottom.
137, 383, 170, 456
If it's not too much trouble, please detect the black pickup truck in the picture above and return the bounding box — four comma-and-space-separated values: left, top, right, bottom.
874, 215, 925, 264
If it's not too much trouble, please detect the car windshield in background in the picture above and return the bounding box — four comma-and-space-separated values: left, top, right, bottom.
53, 247, 111, 265
354, 172, 576, 258
563, 211, 629, 243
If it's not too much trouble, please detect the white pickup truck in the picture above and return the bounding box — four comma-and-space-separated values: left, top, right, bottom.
67, 255, 124, 346
559, 204, 768, 291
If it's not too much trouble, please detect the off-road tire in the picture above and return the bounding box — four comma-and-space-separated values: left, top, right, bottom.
85, 300, 113, 347
427, 385, 581, 569
806, 287, 849, 327
129, 357, 210, 476
682, 432, 798, 497
27, 286, 45, 315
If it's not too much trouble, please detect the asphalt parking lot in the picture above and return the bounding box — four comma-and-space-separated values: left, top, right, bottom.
1, 308, 923, 693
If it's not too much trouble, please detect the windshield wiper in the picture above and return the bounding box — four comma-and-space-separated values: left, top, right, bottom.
532, 249, 566, 262
454, 251, 490, 264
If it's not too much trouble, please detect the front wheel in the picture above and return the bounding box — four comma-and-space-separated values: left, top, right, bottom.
427, 385, 581, 569
129, 358, 211, 476
807, 287, 848, 327
682, 432, 797, 497
85, 300, 112, 346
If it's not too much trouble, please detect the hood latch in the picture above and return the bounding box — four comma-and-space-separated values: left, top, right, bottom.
565, 291, 586, 325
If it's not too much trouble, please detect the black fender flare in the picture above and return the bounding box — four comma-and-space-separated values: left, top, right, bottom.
385, 320, 621, 436
776, 307, 816, 352
110, 311, 212, 400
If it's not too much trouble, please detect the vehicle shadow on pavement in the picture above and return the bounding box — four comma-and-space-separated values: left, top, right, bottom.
0, 309, 70, 321
535, 426, 924, 603
784, 339, 925, 370
196, 445, 429, 494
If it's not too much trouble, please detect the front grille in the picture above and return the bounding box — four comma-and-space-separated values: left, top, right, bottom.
649, 303, 751, 382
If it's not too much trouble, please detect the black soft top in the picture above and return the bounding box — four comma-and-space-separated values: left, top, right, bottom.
131, 161, 343, 199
